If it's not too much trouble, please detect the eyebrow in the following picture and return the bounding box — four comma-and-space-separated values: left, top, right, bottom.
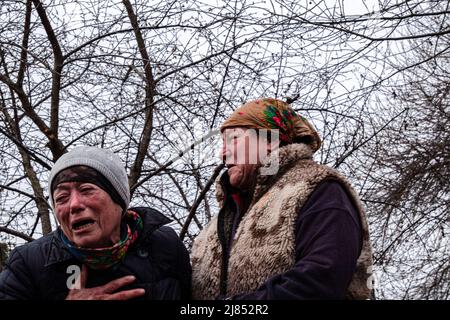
53, 182, 82, 192
53, 184, 72, 193
55, 181, 100, 192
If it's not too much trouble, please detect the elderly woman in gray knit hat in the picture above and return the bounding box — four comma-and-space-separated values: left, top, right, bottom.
191, 98, 373, 300
0, 146, 191, 300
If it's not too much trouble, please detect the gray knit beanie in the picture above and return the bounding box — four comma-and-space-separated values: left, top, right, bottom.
48, 146, 130, 209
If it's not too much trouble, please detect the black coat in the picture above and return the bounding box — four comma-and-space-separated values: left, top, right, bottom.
0, 207, 191, 300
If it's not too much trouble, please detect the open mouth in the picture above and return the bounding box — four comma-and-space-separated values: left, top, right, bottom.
72, 219, 95, 231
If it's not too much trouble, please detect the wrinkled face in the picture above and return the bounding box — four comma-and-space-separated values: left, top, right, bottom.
221, 127, 271, 190
53, 182, 122, 248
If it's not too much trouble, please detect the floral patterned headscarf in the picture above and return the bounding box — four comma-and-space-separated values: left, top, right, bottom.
221, 98, 321, 152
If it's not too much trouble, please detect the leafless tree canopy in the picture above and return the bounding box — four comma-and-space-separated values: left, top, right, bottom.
0, 0, 448, 299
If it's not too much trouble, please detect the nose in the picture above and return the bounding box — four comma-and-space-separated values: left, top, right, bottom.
221, 143, 227, 161
69, 190, 85, 214
221, 141, 233, 164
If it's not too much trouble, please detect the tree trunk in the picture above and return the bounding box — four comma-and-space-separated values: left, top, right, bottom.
0, 243, 8, 272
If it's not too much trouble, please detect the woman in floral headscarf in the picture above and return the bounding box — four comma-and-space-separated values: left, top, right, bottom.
191, 98, 373, 300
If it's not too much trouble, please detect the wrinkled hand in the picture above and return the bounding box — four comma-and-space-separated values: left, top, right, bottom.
66, 265, 146, 300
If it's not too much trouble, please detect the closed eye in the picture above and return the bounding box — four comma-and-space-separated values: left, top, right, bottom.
55, 194, 69, 204
225, 134, 239, 143
80, 187, 96, 195
79, 183, 99, 193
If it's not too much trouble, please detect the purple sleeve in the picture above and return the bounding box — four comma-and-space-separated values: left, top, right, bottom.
230, 180, 362, 300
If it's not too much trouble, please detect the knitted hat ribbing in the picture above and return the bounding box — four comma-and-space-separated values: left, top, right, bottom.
48, 146, 130, 210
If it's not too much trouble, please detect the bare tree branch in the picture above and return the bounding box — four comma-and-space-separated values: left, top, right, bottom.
122, 0, 157, 191
180, 163, 224, 240
0, 227, 34, 242
31, 0, 65, 160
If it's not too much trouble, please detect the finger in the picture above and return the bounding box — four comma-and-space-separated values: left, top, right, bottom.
105, 288, 146, 300
102, 275, 137, 293
79, 264, 88, 289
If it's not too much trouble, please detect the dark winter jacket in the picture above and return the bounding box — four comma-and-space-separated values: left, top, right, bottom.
0, 207, 191, 300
